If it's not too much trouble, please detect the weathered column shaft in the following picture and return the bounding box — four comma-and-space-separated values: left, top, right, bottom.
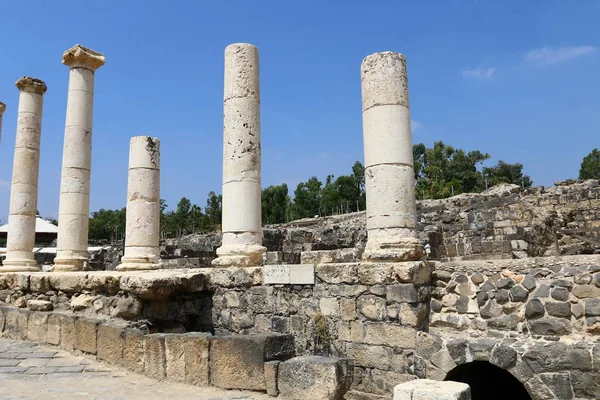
0, 102, 6, 146
117, 136, 161, 271
1, 78, 47, 272
212, 43, 266, 267
361, 52, 424, 262
54, 45, 105, 272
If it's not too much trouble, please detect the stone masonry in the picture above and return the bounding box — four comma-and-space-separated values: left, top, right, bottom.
117, 136, 161, 271
1, 77, 47, 272
54, 44, 106, 272
213, 43, 267, 267
360, 52, 424, 263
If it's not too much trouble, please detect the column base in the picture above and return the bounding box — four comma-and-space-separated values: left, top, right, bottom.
0, 260, 40, 273
212, 245, 267, 267
362, 236, 425, 262
53, 258, 87, 272
116, 256, 160, 271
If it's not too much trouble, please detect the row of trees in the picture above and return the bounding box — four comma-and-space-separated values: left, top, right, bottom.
85, 144, 600, 241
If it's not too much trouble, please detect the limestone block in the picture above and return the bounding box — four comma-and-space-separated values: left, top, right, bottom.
129, 136, 160, 169
361, 51, 409, 111
221, 181, 262, 231
17, 309, 29, 340
74, 317, 100, 354
365, 165, 417, 230
394, 379, 471, 400
3, 308, 19, 339
278, 356, 353, 400
123, 328, 145, 373
363, 323, 416, 349
46, 314, 61, 345
265, 360, 280, 397
144, 333, 167, 380
26, 312, 47, 342
264, 265, 290, 284
363, 105, 413, 167
210, 334, 294, 391
97, 323, 124, 365
59, 314, 77, 351
316, 263, 359, 284
183, 333, 210, 386
27, 300, 53, 311
224, 43, 260, 101
165, 334, 186, 382
61, 126, 93, 169
290, 264, 315, 284
60, 167, 90, 194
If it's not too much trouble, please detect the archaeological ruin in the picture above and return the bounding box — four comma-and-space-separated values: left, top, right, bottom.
0, 43, 598, 400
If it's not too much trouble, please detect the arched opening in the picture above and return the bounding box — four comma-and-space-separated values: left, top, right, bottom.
445, 361, 531, 400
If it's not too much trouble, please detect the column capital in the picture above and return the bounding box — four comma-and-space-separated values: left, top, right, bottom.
62, 44, 106, 71
15, 77, 47, 95
0, 102, 5, 115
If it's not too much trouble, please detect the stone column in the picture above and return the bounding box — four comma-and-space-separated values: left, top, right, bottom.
0, 77, 47, 272
212, 43, 266, 267
361, 52, 424, 262
117, 136, 161, 271
0, 102, 6, 146
54, 45, 105, 272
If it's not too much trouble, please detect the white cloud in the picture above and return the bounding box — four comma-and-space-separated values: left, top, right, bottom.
0, 179, 9, 189
525, 46, 596, 66
461, 67, 496, 80
318, 152, 331, 159
411, 120, 421, 132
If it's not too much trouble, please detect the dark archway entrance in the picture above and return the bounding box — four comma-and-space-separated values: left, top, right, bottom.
445, 361, 531, 400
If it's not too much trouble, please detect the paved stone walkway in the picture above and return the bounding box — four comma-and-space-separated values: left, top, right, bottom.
0, 338, 271, 400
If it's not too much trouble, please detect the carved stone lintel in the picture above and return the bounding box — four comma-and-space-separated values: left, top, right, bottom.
62, 44, 106, 71
15, 77, 47, 95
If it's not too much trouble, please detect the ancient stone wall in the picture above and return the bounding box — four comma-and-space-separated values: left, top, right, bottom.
164, 180, 600, 267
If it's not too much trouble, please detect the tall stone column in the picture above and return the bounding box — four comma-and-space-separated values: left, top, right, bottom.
212, 43, 266, 267
0, 102, 6, 146
54, 45, 105, 272
361, 52, 424, 262
0, 77, 47, 272
117, 136, 161, 271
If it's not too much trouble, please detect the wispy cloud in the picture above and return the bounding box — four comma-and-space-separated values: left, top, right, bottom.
318, 152, 331, 159
525, 46, 596, 66
461, 67, 496, 80
0, 179, 9, 189
411, 120, 421, 132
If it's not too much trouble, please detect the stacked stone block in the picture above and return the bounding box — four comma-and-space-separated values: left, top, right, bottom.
117, 136, 161, 271
1, 77, 47, 272
213, 43, 266, 267
54, 44, 105, 272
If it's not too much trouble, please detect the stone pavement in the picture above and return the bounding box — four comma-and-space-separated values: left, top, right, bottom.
0, 338, 271, 400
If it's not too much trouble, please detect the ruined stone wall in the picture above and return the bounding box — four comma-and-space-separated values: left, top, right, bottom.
164, 180, 600, 266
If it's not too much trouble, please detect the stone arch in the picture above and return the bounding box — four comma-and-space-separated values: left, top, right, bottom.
444, 361, 532, 400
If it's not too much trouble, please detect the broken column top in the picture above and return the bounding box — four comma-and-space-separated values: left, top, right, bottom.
0, 102, 5, 114
224, 42, 260, 101
15, 77, 47, 94
361, 51, 409, 111
62, 44, 106, 71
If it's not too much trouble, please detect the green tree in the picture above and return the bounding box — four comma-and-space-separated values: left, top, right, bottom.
483, 160, 533, 188
579, 149, 600, 179
289, 177, 322, 219
414, 141, 490, 199
205, 191, 222, 227
89, 208, 126, 242
262, 184, 290, 224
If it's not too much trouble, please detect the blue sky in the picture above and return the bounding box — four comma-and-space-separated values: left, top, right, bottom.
0, 0, 599, 223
